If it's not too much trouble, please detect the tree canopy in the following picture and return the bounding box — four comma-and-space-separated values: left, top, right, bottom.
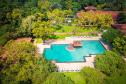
32, 21, 54, 41
102, 28, 123, 44
95, 51, 126, 76
113, 36, 126, 57
0, 40, 56, 84
76, 11, 113, 29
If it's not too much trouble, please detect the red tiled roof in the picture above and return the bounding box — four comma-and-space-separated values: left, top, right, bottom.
112, 24, 126, 30
96, 11, 119, 20
15, 37, 32, 42
112, 24, 126, 33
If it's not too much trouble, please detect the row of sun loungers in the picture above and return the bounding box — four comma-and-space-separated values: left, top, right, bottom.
58, 68, 81, 72
70, 36, 95, 38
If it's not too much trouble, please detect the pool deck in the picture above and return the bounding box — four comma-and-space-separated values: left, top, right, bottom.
36, 36, 110, 72
55, 56, 95, 72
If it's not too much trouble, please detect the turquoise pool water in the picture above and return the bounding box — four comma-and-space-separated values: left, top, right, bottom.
44, 40, 106, 62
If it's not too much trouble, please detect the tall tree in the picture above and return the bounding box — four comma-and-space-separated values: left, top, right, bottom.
38, 0, 51, 12
17, 13, 45, 37
32, 21, 54, 41
76, 11, 113, 29
65, 0, 73, 10
47, 9, 72, 25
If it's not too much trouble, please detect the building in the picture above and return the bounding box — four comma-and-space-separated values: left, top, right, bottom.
112, 24, 126, 34
84, 6, 97, 11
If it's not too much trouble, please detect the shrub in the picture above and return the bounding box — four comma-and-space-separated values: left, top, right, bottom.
48, 35, 58, 39
35, 38, 43, 43
54, 25, 63, 30
102, 28, 123, 44
43, 72, 74, 84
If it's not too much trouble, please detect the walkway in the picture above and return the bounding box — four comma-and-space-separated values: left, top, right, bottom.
56, 56, 95, 72
36, 44, 51, 54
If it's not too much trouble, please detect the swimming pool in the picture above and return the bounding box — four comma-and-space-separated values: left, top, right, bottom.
44, 40, 106, 62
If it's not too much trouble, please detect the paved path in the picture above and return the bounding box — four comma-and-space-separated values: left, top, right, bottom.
36, 44, 51, 54
55, 56, 95, 72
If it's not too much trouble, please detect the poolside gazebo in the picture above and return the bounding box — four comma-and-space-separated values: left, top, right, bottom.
73, 41, 82, 47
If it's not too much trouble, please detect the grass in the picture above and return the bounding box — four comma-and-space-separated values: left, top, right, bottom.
34, 38, 43, 43
55, 25, 99, 36
56, 25, 75, 33
56, 34, 72, 39
63, 72, 86, 84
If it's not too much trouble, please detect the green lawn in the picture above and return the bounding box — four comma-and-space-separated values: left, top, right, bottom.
63, 72, 86, 84
55, 25, 99, 37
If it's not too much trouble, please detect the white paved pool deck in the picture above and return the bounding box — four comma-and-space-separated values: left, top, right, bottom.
36, 36, 110, 72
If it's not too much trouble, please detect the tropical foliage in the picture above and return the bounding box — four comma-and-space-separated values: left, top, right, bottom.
102, 28, 123, 43
76, 11, 113, 29
32, 21, 54, 41
47, 9, 72, 25
113, 36, 126, 57
95, 51, 126, 76
0, 41, 56, 84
